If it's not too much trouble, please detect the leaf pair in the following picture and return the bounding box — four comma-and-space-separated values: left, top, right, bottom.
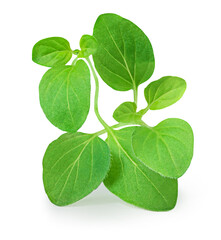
113, 76, 187, 123
103, 119, 193, 211
33, 35, 97, 132
112, 77, 187, 134
112, 77, 193, 179
32, 35, 97, 67
105, 127, 178, 211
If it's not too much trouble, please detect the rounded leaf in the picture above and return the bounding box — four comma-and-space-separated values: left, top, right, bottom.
144, 76, 186, 110
93, 13, 155, 91
39, 60, 90, 132
113, 101, 142, 123
78, 35, 98, 58
32, 37, 73, 67
132, 118, 194, 178
43, 132, 110, 206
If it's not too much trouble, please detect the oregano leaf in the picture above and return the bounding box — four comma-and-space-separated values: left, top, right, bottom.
132, 118, 194, 178
43, 132, 110, 206
113, 101, 142, 123
93, 13, 155, 91
104, 127, 178, 211
39, 60, 90, 132
32, 37, 73, 67
78, 35, 98, 58
144, 76, 186, 110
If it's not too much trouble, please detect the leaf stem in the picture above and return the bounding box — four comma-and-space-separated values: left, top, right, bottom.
86, 57, 113, 134
71, 56, 78, 65
137, 119, 152, 129
93, 123, 131, 136
85, 57, 148, 138
137, 105, 150, 116
133, 87, 138, 106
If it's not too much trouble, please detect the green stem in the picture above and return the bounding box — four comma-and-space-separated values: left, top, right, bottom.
94, 119, 151, 137
86, 57, 113, 134
93, 123, 131, 136
133, 87, 138, 106
85, 57, 147, 137
137, 119, 152, 128
137, 105, 150, 116
71, 56, 78, 65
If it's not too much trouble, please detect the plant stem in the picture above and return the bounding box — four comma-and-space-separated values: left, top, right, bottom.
86, 57, 113, 134
137, 119, 152, 128
85, 57, 149, 137
133, 87, 138, 106
93, 122, 131, 136
137, 105, 150, 116
71, 56, 78, 65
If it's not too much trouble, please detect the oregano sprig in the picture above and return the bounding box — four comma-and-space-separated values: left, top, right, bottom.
32, 13, 194, 211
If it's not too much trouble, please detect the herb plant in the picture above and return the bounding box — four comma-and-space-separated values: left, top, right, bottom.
32, 13, 194, 211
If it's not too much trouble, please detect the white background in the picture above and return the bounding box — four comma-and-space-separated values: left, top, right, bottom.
1, 0, 221, 239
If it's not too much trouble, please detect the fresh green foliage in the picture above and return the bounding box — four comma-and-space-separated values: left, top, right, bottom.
113, 102, 142, 123
78, 35, 98, 58
132, 119, 194, 178
43, 132, 110, 206
32, 37, 72, 67
104, 127, 178, 211
93, 13, 155, 93
33, 13, 193, 211
144, 76, 187, 110
39, 60, 90, 132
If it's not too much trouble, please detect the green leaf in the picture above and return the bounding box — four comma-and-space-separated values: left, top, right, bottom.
144, 76, 186, 110
78, 35, 98, 58
113, 101, 142, 123
132, 118, 194, 178
104, 127, 178, 211
32, 37, 72, 67
43, 132, 110, 206
93, 13, 155, 91
39, 60, 90, 132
